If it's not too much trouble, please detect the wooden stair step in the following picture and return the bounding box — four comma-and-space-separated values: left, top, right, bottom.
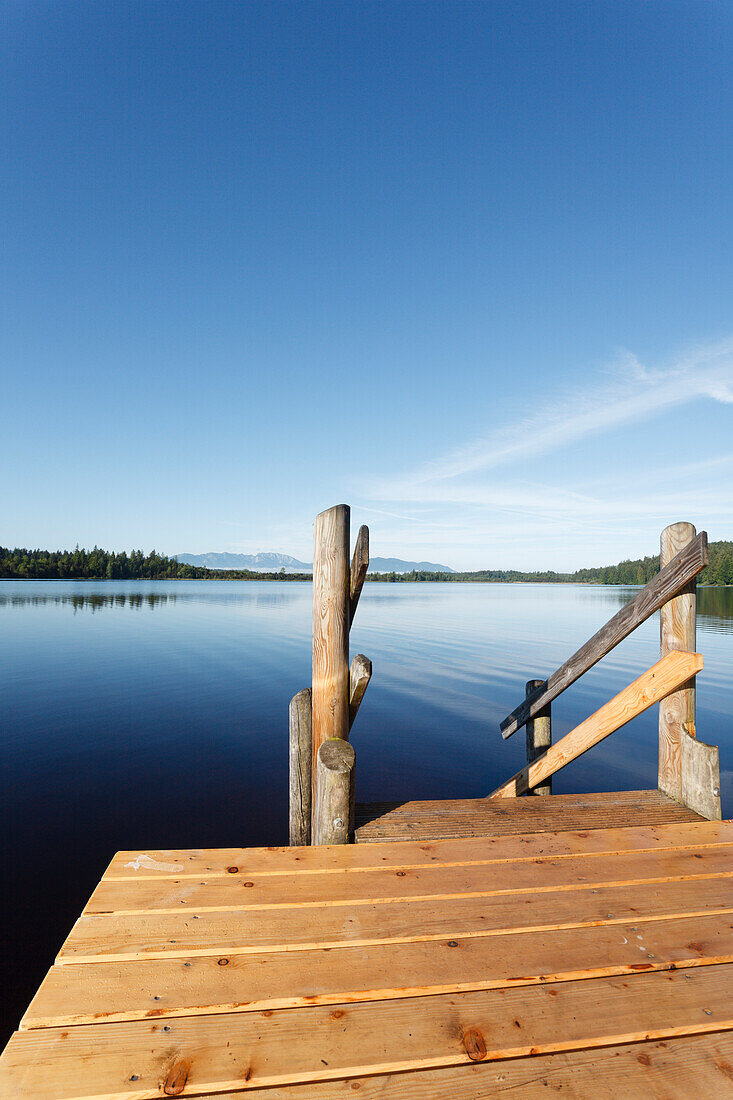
355, 790, 703, 842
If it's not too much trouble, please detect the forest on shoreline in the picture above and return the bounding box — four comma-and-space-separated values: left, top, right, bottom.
2, 540, 732, 585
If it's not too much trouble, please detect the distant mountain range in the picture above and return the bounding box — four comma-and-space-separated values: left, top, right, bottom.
174, 551, 454, 574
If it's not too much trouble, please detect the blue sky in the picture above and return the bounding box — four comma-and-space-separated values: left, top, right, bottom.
2, 0, 732, 569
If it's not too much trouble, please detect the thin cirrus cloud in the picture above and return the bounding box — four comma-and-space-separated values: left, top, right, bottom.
356, 338, 733, 568
378, 337, 733, 495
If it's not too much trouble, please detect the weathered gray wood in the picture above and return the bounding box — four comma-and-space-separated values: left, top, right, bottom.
289, 688, 312, 846
349, 524, 369, 623
659, 522, 697, 801
312, 505, 351, 813
500, 530, 708, 739
525, 679, 551, 795
349, 653, 372, 731
314, 738, 356, 845
681, 727, 722, 821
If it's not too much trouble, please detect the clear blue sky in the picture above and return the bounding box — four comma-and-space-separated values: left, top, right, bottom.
2, 0, 732, 569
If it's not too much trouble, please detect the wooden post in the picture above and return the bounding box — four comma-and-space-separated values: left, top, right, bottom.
313, 738, 355, 845
288, 688, 312, 846
659, 522, 697, 802
525, 679, 551, 795
312, 505, 351, 814
681, 726, 722, 820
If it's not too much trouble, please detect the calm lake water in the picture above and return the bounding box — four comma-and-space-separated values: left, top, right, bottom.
1, 580, 731, 1038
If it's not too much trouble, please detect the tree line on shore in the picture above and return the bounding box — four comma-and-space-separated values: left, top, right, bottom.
1, 540, 732, 585
0, 546, 310, 581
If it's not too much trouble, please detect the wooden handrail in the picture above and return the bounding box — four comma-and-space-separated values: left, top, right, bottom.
489, 650, 703, 799
499, 531, 708, 740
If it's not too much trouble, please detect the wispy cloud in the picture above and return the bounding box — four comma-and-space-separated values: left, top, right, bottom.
377, 337, 733, 493
357, 338, 733, 569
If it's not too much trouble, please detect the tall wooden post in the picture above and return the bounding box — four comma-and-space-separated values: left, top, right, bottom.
658, 522, 697, 802
525, 679, 552, 795
312, 505, 351, 815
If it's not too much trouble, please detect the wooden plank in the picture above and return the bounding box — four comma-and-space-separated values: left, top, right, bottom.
34, 911, 733, 1025
25, 882, 733, 1026
84, 843, 733, 919
490, 651, 703, 798
356, 790, 703, 841
682, 728, 723, 821
184, 1033, 733, 1098
349, 524, 369, 623
288, 688, 312, 847
659, 521, 698, 800
500, 529, 708, 739
313, 739, 355, 846
312, 505, 350, 809
348, 653, 371, 730
106, 816, 730, 879
5, 967, 733, 1096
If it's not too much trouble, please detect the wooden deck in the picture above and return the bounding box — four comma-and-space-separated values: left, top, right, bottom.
355, 788, 704, 842
2, 815, 733, 1096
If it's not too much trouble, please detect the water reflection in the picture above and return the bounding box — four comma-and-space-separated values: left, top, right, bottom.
604, 584, 733, 635
0, 583, 302, 612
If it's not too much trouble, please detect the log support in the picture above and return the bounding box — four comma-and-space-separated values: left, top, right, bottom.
288, 688, 312, 846
288, 506, 371, 844
314, 738, 356, 845
525, 679, 551, 795
658, 522, 697, 803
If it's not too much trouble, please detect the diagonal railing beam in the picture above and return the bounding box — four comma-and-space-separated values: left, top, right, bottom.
500, 531, 708, 740
490, 650, 703, 799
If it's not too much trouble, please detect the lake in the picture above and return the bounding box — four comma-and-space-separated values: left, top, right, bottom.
1, 579, 731, 1039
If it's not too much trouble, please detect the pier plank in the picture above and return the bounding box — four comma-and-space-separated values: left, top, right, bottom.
83, 844, 733, 919
192, 1034, 733, 1098
4, 818, 733, 1098
4, 967, 733, 1097
26, 910, 733, 1025
107, 809, 719, 881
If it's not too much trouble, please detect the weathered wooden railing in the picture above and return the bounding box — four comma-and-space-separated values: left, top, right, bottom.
494, 522, 722, 820
289, 505, 371, 846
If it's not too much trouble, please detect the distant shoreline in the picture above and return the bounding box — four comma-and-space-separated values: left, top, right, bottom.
1, 576, 731, 589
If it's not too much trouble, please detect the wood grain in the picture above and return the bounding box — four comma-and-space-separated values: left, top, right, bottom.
313, 739, 355, 846
500, 529, 708, 739
288, 689, 312, 847
81, 844, 733, 923
659, 521, 698, 801
106, 816, 728, 879
681, 728, 722, 821
490, 650, 703, 798
348, 654, 371, 730
356, 790, 703, 841
180, 1033, 733, 1098
349, 524, 369, 623
311, 505, 350, 810
6, 967, 733, 1096
25, 908, 733, 1031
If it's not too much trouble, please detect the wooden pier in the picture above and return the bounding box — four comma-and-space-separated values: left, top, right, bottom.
0, 510, 730, 1096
